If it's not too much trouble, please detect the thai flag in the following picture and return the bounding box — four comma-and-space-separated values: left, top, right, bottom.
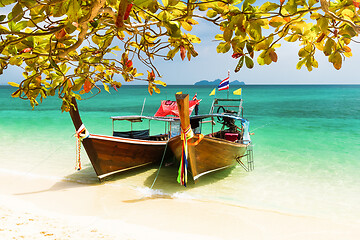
218, 76, 229, 91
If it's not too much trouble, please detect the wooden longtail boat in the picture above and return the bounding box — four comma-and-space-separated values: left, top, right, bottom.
69, 98, 173, 180
168, 94, 253, 184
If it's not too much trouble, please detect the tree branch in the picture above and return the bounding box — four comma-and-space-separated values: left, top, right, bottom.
320, 0, 360, 33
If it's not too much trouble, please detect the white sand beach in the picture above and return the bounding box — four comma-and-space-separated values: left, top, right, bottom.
0, 171, 359, 240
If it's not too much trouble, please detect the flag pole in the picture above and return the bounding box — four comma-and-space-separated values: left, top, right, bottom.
227, 70, 230, 99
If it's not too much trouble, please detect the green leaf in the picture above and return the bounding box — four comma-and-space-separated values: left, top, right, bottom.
215, 34, 224, 41
216, 42, 231, 53
11, 3, 23, 22
168, 0, 180, 6
248, 22, 262, 40
53, 2, 69, 17
67, 0, 82, 23
9, 56, 23, 66
223, 28, 233, 42
49, 58, 61, 72
329, 52, 342, 70
245, 56, 254, 69
269, 16, 286, 28
308, 0, 318, 7
246, 43, 254, 58
310, 12, 322, 20
242, 0, 256, 10
284, 34, 298, 42
284, 0, 297, 15
324, 38, 335, 56
0, 15, 6, 22
259, 2, 280, 12
65, 21, 77, 34
235, 56, 245, 72
298, 48, 308, 58
206, 10, 218, 18
158, 11, 171, 22
13, 21, 28, 31
0, 0, 16, 7
165, 21, 181, 38
317, 17, 328, 33
134, 0, 153, 8
102, 35, 114, 49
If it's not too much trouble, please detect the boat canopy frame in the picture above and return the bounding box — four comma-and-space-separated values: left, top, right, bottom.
110, 115, 176, 139
209, 98, 244, 118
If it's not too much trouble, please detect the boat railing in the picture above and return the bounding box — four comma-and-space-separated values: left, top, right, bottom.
111, 115, 173, 140
210, 98, 243, 117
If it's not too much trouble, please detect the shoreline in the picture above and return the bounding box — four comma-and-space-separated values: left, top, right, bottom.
1, 171, 360, 239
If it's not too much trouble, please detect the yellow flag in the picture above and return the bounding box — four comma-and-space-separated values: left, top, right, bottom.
176, 91, 182, 94
209, 88, 216, 96
233, 88, 242, 95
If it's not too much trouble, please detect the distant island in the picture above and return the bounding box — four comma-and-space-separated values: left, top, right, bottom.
194, 79, 246, 86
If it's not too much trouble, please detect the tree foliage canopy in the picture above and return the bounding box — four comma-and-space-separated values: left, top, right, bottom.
0, 0, 359, 110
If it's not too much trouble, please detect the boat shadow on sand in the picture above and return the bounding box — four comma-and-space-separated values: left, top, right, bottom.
13, 165, 153, 196
121, 164, 235, 203
13, 163, 235, 199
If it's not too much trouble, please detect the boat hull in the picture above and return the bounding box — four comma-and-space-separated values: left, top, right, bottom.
168, 134, 248, 181
84, 135, 167, 179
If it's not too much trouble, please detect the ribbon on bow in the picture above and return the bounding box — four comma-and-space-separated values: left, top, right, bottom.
177, 125, 194, 186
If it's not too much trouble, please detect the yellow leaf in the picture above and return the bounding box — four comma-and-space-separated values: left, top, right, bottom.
154, 80, 167, 87
8, 82, 20, 87
344, 51, 352, 57
154, 86, 161, 94
312, 59, 318, 68
103, 83, 110, 93
112, 46, 121, 51
134, 73, 144, 77
343, 46, 351, 52
181, 21, 192, 31
342, 9, 354, 19
187, 19, 198, 25
95, 65, 106, 72
269, 16, 286, 28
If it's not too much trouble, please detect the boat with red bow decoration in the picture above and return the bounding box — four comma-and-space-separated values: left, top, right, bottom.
168, 94, 253, 186
69, 97, 200, 180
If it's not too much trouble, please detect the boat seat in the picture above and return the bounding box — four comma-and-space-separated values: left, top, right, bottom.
113, 129, 150, 139
225, 133, 239, 142
148, 134, 169, 141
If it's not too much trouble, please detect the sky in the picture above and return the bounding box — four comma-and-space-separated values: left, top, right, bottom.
1, 2, 360, 85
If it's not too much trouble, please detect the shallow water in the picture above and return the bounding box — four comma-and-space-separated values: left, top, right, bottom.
1, 85, 359, 222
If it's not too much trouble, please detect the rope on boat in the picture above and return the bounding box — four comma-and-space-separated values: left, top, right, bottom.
75, 124, 90, 171
150, 142, 168, 189
251, 122, 272, 132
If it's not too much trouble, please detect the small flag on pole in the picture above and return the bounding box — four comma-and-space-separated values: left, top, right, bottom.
209, 88, 216, 96
233, 88, 242, 95
218, 71, 230, 91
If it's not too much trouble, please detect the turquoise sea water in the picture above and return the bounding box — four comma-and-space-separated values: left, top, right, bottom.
1, 85, 359, 222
